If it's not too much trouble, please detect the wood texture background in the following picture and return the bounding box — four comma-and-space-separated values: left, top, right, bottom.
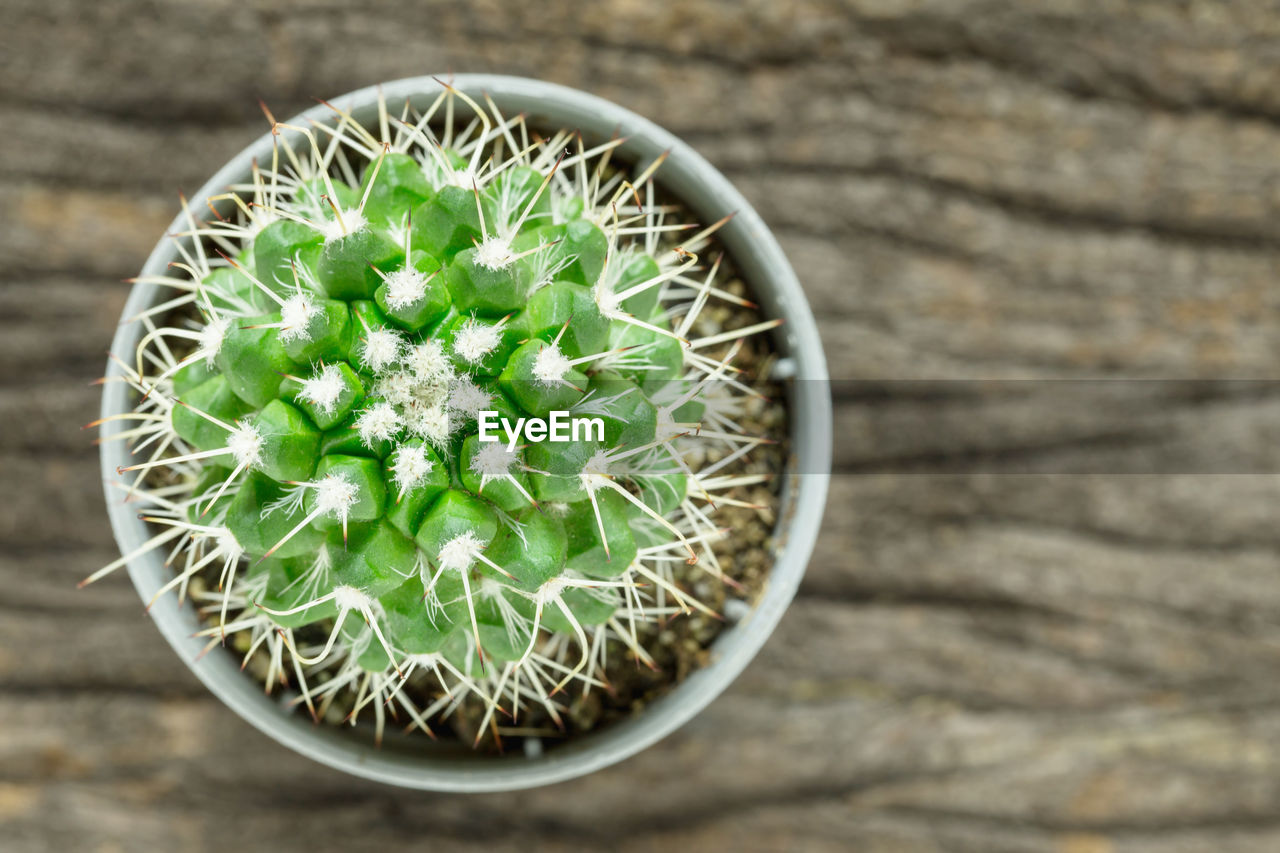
6, 1, 1280, 850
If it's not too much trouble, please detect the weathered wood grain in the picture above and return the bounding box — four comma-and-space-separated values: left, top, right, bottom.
6, 0, 1280, 850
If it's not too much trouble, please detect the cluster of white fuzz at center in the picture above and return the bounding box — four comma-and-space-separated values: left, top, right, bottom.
352, 319, 490, 451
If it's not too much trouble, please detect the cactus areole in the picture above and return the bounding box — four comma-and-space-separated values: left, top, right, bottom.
95, 76, 830, 789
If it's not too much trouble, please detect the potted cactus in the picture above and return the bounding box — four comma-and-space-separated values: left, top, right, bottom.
91, 75, 830, 790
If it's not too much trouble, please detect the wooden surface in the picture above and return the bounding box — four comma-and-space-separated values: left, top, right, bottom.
6, 1, 1280, 850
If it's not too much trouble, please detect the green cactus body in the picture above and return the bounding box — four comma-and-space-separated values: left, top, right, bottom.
99, 87, 777, 741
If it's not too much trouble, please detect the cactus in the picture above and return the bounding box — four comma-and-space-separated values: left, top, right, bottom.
91, 84, 779, 743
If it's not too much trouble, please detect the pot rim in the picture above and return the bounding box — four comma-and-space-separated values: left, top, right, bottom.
99, 73, 832, 791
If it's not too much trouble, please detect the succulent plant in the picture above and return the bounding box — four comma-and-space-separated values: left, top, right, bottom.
92, 84, 779, 743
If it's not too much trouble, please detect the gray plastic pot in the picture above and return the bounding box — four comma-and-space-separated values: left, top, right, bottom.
99, 74, 832, 791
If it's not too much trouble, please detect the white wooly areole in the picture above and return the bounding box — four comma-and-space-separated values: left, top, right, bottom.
477, 410, 605, 448
94, 75, 831, 792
